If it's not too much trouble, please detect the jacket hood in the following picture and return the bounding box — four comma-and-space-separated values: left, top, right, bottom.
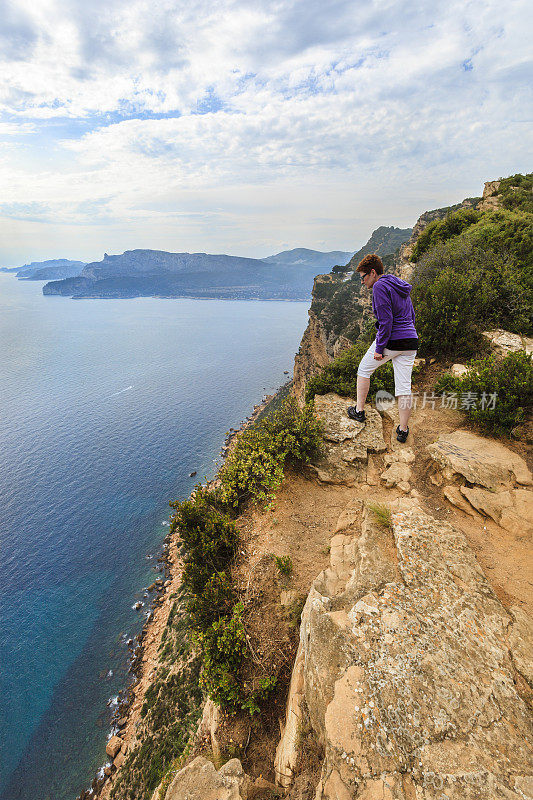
376, 274, 412, 297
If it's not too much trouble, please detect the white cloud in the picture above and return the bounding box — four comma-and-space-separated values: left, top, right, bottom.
0, 0, 531, 263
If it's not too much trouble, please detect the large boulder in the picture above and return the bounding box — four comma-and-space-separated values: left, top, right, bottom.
106, 736, 123, 759
482, 329, 533, 356
310, 394, 387, 485
427, 430, 532, 491
275, 502, 533, 798
460, 485, 533, 537
164, 757, 250, 800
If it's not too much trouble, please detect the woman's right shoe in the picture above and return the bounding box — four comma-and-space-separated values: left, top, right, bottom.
347, 407, 365, 423
396, 425, 409, 443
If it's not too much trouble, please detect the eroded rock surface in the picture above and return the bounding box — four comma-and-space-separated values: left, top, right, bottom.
482, 329, 533, 356
275, 502, 533, 798
427, 430, 532, 490
164, 757, 250, 800
310, 394, 386, 485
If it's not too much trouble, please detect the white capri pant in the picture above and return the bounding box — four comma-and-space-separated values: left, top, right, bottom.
357, 340, 417, 396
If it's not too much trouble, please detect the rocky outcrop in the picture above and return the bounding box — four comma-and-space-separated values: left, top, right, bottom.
275, 500, 533, 798
161, 756, 281, 800
482, 329, 533, 357
346, 226, 413, 271
309, 394, 386, 485
163, 757, 250, 800
428, 430, 533, 538
478, 180, 502, 212
427, 430, 532, 491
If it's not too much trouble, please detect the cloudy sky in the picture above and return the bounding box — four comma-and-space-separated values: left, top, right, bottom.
0, 0, 531, 265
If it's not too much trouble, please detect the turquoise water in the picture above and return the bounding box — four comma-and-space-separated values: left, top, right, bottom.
0, 274, 309, 799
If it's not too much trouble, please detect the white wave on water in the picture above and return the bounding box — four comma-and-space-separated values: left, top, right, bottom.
107, 385, 133, 398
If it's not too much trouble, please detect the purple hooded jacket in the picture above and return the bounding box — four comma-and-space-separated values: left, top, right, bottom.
372, 274, 418, 354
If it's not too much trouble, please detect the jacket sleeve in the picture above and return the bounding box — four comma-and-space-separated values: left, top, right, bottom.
373, 283, 393, 354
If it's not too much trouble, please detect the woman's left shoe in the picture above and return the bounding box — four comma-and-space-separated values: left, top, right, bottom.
396, 425, 409, 443
348, 407, 365, 423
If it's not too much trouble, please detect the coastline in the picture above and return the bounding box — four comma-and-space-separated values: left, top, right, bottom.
84, 382, 290, 800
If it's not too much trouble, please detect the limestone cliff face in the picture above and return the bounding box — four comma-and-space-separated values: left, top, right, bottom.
272, 394, 533, 800
478, 179, 503, 212
346, 226, 413, 271
275, 501, 533, 799
293, 309, 332, 407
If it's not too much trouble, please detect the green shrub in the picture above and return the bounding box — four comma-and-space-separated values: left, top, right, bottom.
305, 335, 395, 402
412, 208, 481, 262
241, 675, 278, 716
170, 488, 238, 629
274, 555, 293, 576
412, 238, 533, 358
198, 602, 247, 709
434, 350, 533, 433
493, 172, 533, 213
218, 398, 323, 508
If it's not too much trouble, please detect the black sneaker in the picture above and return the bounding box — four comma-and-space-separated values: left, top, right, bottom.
396, 425, 409, 443
347, 407, 365, 423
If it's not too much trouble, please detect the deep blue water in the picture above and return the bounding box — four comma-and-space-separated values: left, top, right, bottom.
0, 274, 309, 800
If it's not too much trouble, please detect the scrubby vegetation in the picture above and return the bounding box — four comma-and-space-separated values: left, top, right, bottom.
165, 399, 322, 716
275, 554, 293, 576
493, 172, 533, 213
412, 237, 532, 358
109, 398, 323, 797
110, 601, 203, 800
218, 397, 323, 508
435, 350, 533, 434
410, 173, 532, 358
305, 321, 397, 402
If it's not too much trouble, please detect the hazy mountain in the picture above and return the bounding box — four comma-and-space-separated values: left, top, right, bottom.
43, 249, 325, 300
2, 259, 86, 280
264, 248, 354, 269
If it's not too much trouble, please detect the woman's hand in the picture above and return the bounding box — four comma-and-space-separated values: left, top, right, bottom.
373, 352, 383, 360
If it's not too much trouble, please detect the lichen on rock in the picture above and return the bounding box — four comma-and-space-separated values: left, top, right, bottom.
275, 502, 533, 798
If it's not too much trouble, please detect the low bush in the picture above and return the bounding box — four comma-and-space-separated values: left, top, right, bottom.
493, 172, 533, 214
434, 350, 533, 433
170, 487, 238, 629
305, 321, 397, 402
198, 602, 247, 709
167, 400, 319, 717
218, 398, 323, 508
412, 237, 532, 358
411, 208, 481, 262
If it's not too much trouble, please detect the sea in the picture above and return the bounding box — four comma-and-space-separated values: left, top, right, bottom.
0, 273, 310, 800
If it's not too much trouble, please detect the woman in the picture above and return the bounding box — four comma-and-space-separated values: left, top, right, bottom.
347, 254, 418, 443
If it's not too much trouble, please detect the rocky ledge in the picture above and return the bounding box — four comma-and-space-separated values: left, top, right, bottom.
275, 498, 533, 799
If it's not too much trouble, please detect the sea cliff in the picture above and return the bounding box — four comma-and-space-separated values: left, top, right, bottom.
88, 174, 533, 800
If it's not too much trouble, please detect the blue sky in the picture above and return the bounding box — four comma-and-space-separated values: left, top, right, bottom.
0, 0, 531, 265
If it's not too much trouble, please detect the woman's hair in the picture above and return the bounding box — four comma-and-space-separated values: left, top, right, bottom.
356, 253, 384, 275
